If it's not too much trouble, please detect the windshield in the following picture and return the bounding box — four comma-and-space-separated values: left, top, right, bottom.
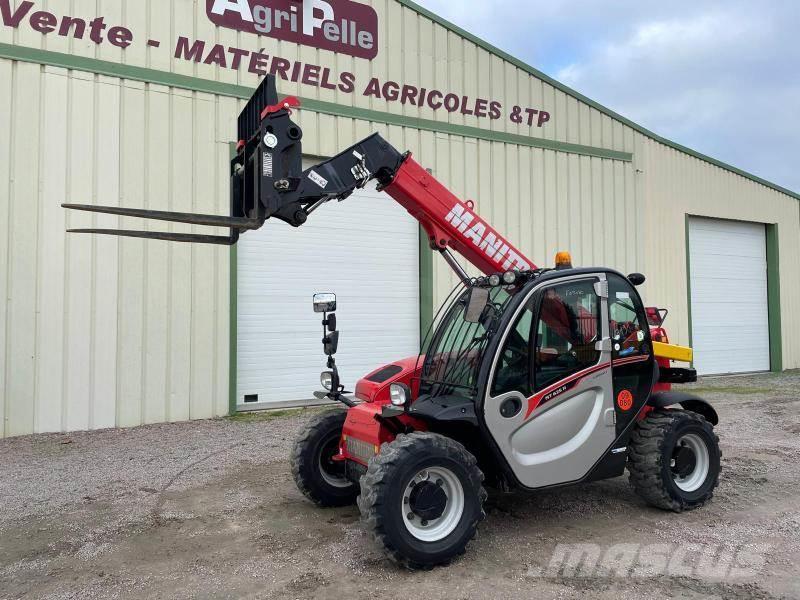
419, 284, 518, 400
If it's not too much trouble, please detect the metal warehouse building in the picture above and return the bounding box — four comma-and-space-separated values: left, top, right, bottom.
1, 0, 798, 438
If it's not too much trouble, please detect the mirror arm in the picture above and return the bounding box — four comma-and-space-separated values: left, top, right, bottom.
326, 357, 357, 407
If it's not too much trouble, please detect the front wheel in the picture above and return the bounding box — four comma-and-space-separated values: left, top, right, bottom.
358, 432, 486, 569
628, 409, 721, 511
291, 410, 359, 507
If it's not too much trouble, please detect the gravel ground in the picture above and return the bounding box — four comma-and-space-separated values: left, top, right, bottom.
1, 371, 799, 599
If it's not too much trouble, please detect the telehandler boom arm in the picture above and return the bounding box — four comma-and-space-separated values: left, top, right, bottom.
63, 76, 535, 277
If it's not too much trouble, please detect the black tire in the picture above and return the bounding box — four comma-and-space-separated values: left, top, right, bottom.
628, 408, 721, 512
357, 432, 486, 569
291, 410, 359, 507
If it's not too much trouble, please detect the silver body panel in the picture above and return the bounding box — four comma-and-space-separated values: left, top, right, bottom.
483, 274, 616, 489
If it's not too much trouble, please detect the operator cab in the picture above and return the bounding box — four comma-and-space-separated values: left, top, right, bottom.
410, 261, 655, 489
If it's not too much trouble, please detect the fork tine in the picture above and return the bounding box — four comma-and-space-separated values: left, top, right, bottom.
66, 229, 236, 245
62, 204, 259, 230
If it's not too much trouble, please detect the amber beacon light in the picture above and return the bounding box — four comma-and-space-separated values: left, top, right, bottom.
554, 251, 573, 269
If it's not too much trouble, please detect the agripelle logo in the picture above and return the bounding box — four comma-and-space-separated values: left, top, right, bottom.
206, 0, 379, 60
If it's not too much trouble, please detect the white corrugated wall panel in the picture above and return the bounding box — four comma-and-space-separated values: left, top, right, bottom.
0, 61, 231, 437
0, 0, 633, 155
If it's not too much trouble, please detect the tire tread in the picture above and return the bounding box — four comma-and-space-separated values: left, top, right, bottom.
627, 408, 720, 512
357, 432, 486, 569
291, 410, 358, 507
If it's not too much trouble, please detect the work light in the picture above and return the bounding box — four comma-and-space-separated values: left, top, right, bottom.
320, 371, 333, 391
390, 383, 411, 407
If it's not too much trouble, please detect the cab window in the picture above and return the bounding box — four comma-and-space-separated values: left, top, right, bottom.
534, 280, 601, 391
607, 273, 649, 359
490, 278, 602, 398
490, 300, 534, 398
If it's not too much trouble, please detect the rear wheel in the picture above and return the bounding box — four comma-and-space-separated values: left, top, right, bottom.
628, 409, 721, 511
292, 410, 359, 507
358, 432, 486, 569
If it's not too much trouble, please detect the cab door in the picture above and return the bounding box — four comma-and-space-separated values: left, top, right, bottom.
483, 274, 616, 489
607, 272, 655, 433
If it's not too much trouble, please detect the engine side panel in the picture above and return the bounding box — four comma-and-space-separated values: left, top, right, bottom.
354, 355, 423, 403
340, 402, 428, 465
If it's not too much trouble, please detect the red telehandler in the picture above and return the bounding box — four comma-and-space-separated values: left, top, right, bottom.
65, 76, 720, 568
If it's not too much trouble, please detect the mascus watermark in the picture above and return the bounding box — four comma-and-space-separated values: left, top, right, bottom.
526, 543, 771, 579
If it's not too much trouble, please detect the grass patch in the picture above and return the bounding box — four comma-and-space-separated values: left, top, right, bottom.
225, 406, 333, 423
688, 386, 772, 395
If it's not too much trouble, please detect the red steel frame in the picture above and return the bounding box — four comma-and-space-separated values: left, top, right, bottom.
384, 157, 537, 274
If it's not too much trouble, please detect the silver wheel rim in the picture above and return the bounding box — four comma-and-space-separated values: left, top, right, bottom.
671, 433, 710, 492
319, 437, 350, 488
401, 466, 465, 542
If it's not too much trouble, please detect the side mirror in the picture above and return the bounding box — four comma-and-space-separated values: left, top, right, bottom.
464, 287, 490, 323
326, 313, 337, 332
627, 273, 646, 286
313, 292, 336, 313
324, 330, 339, 356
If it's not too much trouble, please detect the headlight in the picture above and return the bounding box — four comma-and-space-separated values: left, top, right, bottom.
320, 371, 333, 391
488, 274, 501, 287
389, 383, 411, 407
503, 270, 517, 284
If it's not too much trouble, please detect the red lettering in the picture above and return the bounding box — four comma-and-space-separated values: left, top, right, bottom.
175, 37, 205, 63
363, 77, 381, 99
107, 26, 132, 48
290, 61, 302, 83
0, 0, 34, 28
88, 16, 106, 44
270, 57, 291, 80
400, 85, 418, 106
301, 64, 321, 86
474, 98, 488, 118
525, 108, 539, 126
248, 51, 269, 76
203, 44, 227, 68
338, 71, 356, 94
58, 16, 86, 38
228, 47, 249, 71
427, 90, 443, 110
29, 10, 56, 34
443, 93, 459, 112
459, 96, 474, 116
320, 67, 337, 90
489, 101, 502, 120
537, 111, 551, 127
382, 81, 400, 102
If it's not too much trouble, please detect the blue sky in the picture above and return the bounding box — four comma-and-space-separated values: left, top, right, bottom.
415, 0, 800, 194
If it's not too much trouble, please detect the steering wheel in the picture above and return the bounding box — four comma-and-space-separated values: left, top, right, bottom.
502, 337, 528, 369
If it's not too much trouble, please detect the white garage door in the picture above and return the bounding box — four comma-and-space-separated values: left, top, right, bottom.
237, 181, 420, 409
688, 217, 770, 375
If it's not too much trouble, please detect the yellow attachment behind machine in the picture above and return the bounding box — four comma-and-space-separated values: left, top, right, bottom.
653, 342, 693, 363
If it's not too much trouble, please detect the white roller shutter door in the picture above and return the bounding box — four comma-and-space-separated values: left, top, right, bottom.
688, 217, 770, 375
237, 181, 420, 408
